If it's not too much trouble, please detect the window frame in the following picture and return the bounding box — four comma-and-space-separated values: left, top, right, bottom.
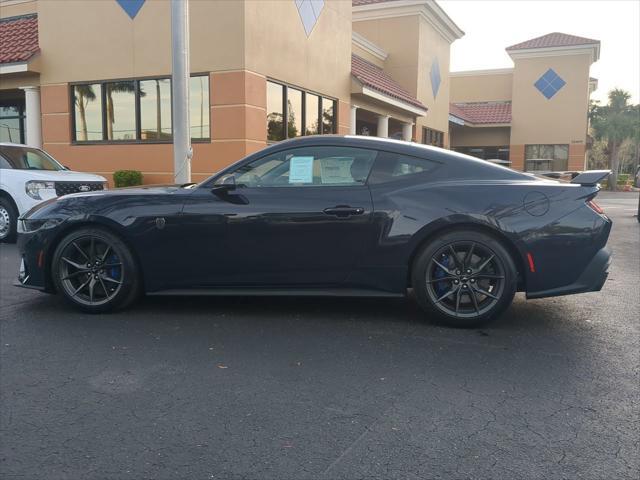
70, 73, 211, 145
266, 79, 337, 144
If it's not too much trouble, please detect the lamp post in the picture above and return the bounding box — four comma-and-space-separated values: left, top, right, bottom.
171, 0, 191, 184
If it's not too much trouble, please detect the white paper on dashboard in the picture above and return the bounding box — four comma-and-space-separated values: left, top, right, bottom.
289, 156, 314, 183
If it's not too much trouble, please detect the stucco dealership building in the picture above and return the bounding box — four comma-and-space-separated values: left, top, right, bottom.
0, 0, 599, 184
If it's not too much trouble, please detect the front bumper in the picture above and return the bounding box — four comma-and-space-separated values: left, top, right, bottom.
526, 247, 612, 299
14, 228, 52, 292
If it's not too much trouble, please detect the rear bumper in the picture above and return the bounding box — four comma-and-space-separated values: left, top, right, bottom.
526, 247, 612, 299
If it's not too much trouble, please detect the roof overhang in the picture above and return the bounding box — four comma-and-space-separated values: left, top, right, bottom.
0, 56, 40, 75
507, 43, 600, 63
448, 116, 510, 128
450, 68, 514, 78
352, 80, 428, 116
352, 32, 388, 61
353, 0, 464, 44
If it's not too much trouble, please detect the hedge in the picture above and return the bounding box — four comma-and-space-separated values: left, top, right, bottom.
113, 170, 143, 188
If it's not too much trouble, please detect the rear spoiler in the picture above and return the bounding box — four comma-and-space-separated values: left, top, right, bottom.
570, 170, 611, 186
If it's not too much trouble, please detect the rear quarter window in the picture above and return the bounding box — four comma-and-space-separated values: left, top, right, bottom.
368, 151, 439, 185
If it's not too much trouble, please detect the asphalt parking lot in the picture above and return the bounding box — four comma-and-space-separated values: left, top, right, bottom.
1, 191, 638, 480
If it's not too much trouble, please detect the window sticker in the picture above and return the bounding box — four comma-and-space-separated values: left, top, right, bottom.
320, 157, 353, 184
289, 156, 314, 184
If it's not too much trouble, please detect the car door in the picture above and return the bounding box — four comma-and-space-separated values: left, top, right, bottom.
180, 145, 378, 287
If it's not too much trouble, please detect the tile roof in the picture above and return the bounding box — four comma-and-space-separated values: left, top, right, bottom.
506, 32, 599, 51
0, 14, 39, 64
351, 54, 426, 111
450, 102, 511, 125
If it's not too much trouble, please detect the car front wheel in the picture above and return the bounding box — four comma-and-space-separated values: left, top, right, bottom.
412, 230, 517, 328
51, 227, 140, 313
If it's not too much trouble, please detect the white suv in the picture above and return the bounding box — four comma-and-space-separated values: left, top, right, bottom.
0, 143, 107, 243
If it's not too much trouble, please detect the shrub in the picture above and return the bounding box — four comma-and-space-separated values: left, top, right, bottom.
617, 174, 630, 186
113, 170, 143, 188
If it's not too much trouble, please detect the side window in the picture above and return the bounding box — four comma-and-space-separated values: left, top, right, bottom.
233, 146, 377, 188
0, 155, 12, 169
368, 152, 439, 184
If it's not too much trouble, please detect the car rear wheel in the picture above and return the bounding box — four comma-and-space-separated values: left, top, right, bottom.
52, 227, 140, 313
0, 197, 17, 243
412, 230, 517, 328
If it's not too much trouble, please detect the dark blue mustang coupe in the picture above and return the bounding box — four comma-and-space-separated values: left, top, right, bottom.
16, 136, 612, 327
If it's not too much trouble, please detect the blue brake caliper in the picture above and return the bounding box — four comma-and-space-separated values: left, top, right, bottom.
107, 253, 121, 284
433, 254, 451, 296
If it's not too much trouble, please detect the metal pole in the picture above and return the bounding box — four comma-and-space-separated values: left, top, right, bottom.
171, 0, 191, 183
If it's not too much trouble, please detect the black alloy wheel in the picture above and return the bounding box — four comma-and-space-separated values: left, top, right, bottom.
412, 230, 517, 327
52, 228, 140, 312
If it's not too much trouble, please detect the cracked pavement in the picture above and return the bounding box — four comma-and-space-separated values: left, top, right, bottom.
1, 191, 638, 479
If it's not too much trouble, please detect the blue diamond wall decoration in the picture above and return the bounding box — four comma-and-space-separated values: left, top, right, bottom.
534, 68, 566, 99
295, 0, 325, 37
430, 58, 441, 98
116, 0, 146, 19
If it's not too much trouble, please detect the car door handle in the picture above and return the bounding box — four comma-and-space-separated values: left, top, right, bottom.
323, 206, 365, 217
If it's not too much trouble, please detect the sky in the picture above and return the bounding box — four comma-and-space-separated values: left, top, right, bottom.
441, 0, 640, 104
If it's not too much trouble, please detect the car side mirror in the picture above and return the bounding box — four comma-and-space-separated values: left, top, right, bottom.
211, 174, 236, 194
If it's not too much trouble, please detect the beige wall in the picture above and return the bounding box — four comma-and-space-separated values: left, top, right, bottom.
415, 14, 452, 145
450, 126, 511, 148
244, 0, 352, 111
510, 54, 591, 146
0, 0, 37, 19
450, 71, 513, 103
31, 0, 353, 183
37, 0, 245, 85
353, 14, 452, 145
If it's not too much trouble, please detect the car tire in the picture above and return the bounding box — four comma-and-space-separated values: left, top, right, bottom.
51, 227, 140, 313
0, 196, 18, 243
412, 229, 517, 328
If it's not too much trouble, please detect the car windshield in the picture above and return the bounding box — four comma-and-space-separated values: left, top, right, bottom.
0, 145, 65, 171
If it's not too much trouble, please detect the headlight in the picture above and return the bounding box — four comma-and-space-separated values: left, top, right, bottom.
25, 181, 55, 200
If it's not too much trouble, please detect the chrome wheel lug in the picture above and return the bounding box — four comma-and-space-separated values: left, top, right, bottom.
454, 279, 459, 284
456, 270, 461, 275
471, 278, 475, 283
463, 284, 468, 289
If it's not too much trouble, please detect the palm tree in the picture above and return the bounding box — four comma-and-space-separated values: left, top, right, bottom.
590, 89, 639, 190
74, 85, 96, 141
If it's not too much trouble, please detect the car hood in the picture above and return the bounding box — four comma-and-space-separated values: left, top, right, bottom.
16, 170, 106, 182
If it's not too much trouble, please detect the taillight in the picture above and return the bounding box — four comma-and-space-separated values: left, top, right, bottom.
586, 199, 605, 215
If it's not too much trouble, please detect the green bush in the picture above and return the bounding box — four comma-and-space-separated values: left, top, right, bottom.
113, 170, 143, 188
617, 174, 629, 185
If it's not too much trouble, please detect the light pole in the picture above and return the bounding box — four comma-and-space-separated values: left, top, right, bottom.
171, 0, 191, 184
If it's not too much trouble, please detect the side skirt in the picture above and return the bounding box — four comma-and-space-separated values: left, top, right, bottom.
147, 288, 406, 298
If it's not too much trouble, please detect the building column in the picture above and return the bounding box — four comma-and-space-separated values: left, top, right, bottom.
377, 115, 390, 138
402, 122, 414, 142
349, 105, 358, 135
20, 86, 42, 148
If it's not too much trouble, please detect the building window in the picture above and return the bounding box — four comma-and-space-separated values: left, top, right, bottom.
525, 144, 568, 172
139, 79, 172, 140
72, 75, 209, 143
189, 75, 210, 140
73, 83, 103, 141
455, 146, 510, 161
0, 101, 26, 144
422, 127, 444, 147
105, 81, 136, 141
266, 80, 337, 142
